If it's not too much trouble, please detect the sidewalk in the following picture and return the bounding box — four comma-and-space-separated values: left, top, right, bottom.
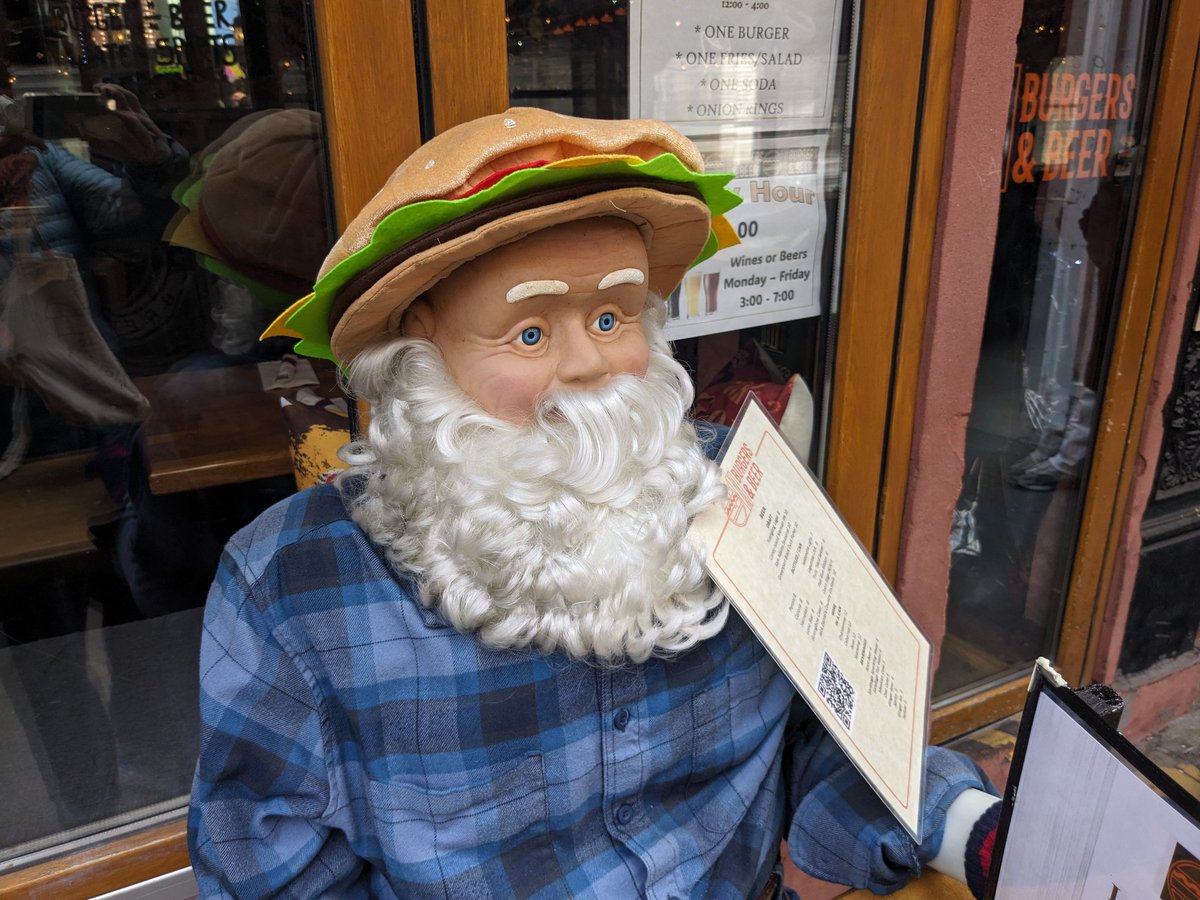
1138, 706, 1200, 801
946, 700, 1200, 802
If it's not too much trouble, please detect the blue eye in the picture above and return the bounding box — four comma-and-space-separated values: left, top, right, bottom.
595, 312, 617, 332
520, 326, 543, 346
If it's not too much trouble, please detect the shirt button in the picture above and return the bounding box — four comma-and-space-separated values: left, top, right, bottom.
613, 708, 630, 731
616, 803, 634, 825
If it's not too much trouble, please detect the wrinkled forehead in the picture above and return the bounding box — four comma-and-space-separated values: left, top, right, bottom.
429, 217, 651, 299
493, 216, 648, 267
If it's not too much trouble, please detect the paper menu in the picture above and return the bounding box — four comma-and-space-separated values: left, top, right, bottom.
628, 0, 845, 132
689, 396, 931, 840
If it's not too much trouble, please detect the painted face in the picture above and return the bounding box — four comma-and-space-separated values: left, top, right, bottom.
406, 218, 652, 423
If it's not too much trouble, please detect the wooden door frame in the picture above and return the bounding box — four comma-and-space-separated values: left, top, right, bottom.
424, 0, 510, 133
314, 0, 423, 229
826, 0, 962, 563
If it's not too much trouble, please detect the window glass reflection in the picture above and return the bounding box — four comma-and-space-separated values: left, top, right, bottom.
507, 2, 629, 118
0, 0, 338, 864
935, 0, 1162, 700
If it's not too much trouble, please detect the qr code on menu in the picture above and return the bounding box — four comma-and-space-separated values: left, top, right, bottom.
817, 651, 856, 732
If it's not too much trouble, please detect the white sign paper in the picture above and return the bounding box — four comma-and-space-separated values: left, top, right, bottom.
629, 0, 844, 131
690, 397, 931, 840
663, 135, 825, 340
995, 688, 1200, 899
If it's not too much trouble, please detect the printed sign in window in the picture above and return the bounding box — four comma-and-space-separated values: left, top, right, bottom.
663, 135, 827, 340
629, 0, 844, 131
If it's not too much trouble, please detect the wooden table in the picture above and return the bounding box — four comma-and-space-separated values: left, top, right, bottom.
135, 362, 342, 495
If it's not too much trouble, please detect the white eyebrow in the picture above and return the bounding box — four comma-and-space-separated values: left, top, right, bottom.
598, 268, 646, 290
506, 280, 569, 304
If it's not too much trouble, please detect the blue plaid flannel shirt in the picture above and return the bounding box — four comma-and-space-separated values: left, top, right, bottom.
189, 443, 987, 898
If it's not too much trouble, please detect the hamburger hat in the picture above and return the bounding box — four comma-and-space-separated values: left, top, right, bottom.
264, 107, 742, 365
166, 109, 327, 308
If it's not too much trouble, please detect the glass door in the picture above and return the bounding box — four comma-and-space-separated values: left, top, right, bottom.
935, 0, 1167, 701
929, 0, 1200, 740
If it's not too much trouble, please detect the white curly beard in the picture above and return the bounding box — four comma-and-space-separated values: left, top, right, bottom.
338, 300, 729, 663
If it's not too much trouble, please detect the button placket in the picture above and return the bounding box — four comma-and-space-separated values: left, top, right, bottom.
601, 669, 647, 838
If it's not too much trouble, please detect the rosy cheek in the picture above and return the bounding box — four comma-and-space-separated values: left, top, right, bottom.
478, 370, 548, 422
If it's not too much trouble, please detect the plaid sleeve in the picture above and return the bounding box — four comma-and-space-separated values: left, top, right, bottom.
188, 546, 364, 899
783, 702, 992, 892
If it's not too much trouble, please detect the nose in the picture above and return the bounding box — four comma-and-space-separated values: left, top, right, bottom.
555, 322, 608, 387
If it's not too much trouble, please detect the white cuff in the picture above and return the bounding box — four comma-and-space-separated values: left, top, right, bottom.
928, 787, 1001, 882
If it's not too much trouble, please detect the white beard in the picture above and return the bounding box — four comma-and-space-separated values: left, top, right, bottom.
339, 300, 729, 663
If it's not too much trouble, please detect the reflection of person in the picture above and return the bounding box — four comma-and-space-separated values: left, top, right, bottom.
0, 84, 183, 266
0, 83, 188, 829
0, 82, 189, 469
189, 109, 999, 898
0, 79, 190, 506
1009, 175, 1121, 492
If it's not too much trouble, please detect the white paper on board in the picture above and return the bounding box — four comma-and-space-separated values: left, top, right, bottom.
689, 397, 931, 841
994, 690, 1200, 899
628, 0, 845, 132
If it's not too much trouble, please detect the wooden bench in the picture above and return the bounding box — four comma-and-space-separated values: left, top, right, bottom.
0, 452, 120, 569
134, 362, 343, 495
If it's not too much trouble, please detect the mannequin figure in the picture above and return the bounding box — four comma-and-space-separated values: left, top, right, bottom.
189, 108, 998, 898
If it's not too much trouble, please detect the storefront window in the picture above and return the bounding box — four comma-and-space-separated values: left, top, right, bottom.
935, 0, 1164, 699
0, 0, 337, 865
505, 0, 858, 469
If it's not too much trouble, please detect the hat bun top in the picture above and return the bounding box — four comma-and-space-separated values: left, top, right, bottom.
319, 107, 706, 280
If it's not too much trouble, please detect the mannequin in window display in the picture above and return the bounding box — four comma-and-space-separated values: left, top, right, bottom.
189, 108, 1001, 898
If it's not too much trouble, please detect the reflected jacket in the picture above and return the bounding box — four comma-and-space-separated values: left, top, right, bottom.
0, 142, 184, 281
189, 444, 987, 898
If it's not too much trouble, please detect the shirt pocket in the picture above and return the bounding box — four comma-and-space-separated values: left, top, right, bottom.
686, 658, 773, 835
366, 751, 550, 871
